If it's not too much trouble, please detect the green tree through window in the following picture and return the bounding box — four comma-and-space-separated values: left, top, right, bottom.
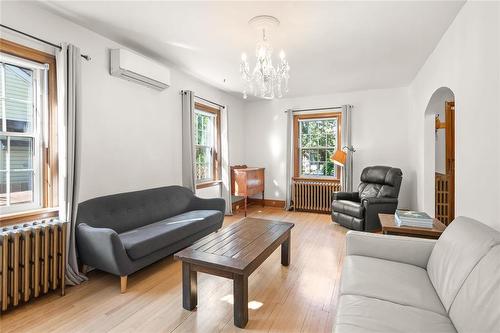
299, 118, 338, 177
194, 110, 215, 182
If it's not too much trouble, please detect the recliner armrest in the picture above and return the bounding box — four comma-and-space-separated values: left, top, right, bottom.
333, 191, 360, 202
346, 231, 436, 268
77, 223, 131, 276
362, 197, 398, 205
188, 196, 226, 215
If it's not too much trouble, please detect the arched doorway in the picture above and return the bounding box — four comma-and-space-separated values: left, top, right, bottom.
424, 87, 455, 225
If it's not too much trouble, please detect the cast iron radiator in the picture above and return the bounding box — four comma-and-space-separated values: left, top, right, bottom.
292, 179, 341, 213
0, 219, 68, 312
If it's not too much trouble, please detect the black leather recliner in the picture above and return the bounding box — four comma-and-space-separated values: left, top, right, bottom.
331, 166, 403, 231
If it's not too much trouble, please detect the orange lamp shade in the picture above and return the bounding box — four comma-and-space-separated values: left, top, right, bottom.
330, 149, 347, 167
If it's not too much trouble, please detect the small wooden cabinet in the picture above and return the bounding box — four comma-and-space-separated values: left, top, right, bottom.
231, 165, 265, 216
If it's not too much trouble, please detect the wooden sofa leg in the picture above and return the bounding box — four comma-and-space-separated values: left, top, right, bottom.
81, 264, 89, 275
120, 276, 128, 293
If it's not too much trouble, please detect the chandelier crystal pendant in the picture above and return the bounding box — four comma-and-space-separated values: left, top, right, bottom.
240, 15, 290, 99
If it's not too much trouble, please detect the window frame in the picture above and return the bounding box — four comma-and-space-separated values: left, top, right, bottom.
0, 39, 58, 225
1, 55, 44, 213
194, 102, 221, 188
293, 111, 342, 181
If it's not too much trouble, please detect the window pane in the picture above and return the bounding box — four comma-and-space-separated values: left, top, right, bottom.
195, 146, 212, 181
0, 136, 6, 171
10, 170, 34, 205
5, 99, 33, 132
325, 161, 335, 177
4, 64, 34, 133
195, 112, 214, 147
0, 171, 5, 207
10, 137, 34, 170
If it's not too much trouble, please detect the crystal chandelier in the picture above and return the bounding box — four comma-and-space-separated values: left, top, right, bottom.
240, 15, 290, 99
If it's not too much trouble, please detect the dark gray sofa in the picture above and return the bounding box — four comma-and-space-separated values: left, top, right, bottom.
76, 185, 225, 292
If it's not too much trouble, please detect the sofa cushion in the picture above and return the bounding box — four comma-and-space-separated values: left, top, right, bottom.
332, 200, 364, 218
335, 295, 456, 333
448, 245, 500, 333
341, 255, 446, 315
427, 217, 500, 311
119, 210, 223, 260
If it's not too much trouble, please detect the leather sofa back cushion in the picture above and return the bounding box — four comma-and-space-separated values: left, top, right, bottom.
449, 246, 500, 333
427, 217, 500, 311
358, 166, 402, 199
76, 186, 194, 234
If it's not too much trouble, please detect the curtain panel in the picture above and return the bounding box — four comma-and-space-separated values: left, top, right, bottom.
284, 109, 294, 210
57, 43, 87, 285
220, 106, 232, 215
341, 105, 354, 192
181, 90, 196, 191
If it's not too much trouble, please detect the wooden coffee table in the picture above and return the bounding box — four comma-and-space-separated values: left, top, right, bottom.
174, 217, 294, 328
379, 213, 446, 239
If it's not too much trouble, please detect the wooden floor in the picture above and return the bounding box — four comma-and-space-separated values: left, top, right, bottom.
1, 206, 348, 333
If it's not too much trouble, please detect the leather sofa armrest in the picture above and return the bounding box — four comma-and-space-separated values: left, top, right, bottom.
77, 223, 131, 276
188, 196, 226, 215
346, 231, 437, 268
333, 191, 360, 202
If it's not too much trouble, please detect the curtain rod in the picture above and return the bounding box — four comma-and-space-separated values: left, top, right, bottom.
0, 24, 91, 61
195, 95, 225, 109
285, 106, 343, 113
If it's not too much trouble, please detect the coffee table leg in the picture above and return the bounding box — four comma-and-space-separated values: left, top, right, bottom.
233, 274, 248, 328
281, 234, 290, 266
182, 262, 197, 310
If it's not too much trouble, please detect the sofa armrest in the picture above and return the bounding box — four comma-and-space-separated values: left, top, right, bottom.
346, 231, 437, 268
333, 191, 360, 202
77, 223, 131, 276
188, 196, 226, 215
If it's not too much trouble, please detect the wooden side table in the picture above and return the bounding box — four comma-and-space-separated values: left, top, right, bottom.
378, 213, 446, 239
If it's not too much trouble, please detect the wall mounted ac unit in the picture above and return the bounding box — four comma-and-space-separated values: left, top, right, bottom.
110, 49, 170, 90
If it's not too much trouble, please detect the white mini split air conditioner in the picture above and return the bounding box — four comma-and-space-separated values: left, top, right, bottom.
110, 49, 170, 90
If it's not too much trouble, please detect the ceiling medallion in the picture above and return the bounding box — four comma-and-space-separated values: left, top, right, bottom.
240, 15, 290, 99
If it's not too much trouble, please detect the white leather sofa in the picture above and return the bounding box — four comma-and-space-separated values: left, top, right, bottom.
334, 216, 500, 333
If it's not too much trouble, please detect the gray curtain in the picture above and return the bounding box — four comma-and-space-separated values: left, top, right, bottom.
284, 109, 294, 210
220, 106, 232, 215
57, 43, 87, 285
181, 90, 196, 191
341, 105, 354, 192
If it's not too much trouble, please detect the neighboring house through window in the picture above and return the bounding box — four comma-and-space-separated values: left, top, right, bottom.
194, 102, 220, 187
0, 39, 58, 222
293, 111, 341, 179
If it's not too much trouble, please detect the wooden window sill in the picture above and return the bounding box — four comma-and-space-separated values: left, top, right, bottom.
0, 207, 59, 226
196, 180, 222, 189
292, 177, 340, 183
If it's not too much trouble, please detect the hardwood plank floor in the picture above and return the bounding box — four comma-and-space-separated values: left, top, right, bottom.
1, 206, 347, 333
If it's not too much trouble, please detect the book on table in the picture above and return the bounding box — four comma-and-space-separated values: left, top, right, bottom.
395, 210, 434, 228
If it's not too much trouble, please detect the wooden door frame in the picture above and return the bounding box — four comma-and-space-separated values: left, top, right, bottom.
445, 101, 455, 222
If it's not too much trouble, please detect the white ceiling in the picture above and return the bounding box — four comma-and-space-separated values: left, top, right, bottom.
40, 1, 464, 99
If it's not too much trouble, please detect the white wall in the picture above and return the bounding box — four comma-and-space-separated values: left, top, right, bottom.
408, 1, 500, 230
0, 2, 245, 203
242, 87, 415, 209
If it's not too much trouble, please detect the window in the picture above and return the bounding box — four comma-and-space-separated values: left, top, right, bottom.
294, 112, 341, 179
0, 39, 57, 221
194, 102, 220, 186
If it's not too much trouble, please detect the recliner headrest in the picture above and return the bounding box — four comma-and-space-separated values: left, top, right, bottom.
360, 166, 402, 186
